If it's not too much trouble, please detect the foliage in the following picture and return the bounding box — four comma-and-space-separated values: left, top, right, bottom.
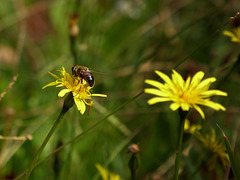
0, 0, 239, 179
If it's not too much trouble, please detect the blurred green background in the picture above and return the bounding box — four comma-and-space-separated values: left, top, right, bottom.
0, 0, 240, 179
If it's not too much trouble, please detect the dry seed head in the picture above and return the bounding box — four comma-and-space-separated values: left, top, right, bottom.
127, 144, 140, 154
218, 12, 240, 31
69, 13, 79, 37
233, 12, 240, 28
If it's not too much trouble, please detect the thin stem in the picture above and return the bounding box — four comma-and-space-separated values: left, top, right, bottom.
217, 124, 240, 180
70, 36, 78, 64
69, 0, 82, 64
24, 94, 74, 180
15, 91, 142, 180
174, 109, 188, 180
172, 32, 217, 70
24, 108, 67, 180
215, 54, 240, 89
129, 154, 138, 180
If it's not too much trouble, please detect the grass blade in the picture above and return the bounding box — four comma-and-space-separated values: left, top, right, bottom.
217, 124, 240, 180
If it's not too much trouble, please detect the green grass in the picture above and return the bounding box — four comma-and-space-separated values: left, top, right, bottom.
0, 0, 239, 179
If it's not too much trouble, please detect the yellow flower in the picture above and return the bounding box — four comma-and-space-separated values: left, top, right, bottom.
96, 164, 123, 180
43, 67, 107, 114
223, 27, 240, 43
195, 129, 229, 168
184, 119, 201, 134
145, 70, 227, 119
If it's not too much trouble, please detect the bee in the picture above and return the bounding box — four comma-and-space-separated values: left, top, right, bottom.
72, 65, 95, 87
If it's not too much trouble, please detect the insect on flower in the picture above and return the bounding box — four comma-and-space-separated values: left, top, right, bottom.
72, 65, 95, 87
43, 67, 106, 115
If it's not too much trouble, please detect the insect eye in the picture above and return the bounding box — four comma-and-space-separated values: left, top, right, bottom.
72, 65, 76, 72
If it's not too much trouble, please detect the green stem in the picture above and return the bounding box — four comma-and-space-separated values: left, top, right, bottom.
174, 109, 188, 180
215, 54, 240, 89
129, 154, 138, 180
69, 0, 82, 64
15, 92, 142, 180
217, 124, 240, 180
70, 36, 78, 64
24, 93, 74, 180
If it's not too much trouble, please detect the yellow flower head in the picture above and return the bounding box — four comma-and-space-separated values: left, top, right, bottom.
223, 13, 240, 43
144, 70, 227, 119
96, 164, 123, 180
223, 27, 240, 43
195, 129, 229, 168
43, 67, 107, 114
184, 119, 202, 134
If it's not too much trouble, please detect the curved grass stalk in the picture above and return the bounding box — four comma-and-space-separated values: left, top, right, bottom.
217, 124, 240, 180
93, 124, 143, 180
174, 110, 188, 180
94, 101, 131, 136
24, 93, 74, 180
15, 91, 143, 180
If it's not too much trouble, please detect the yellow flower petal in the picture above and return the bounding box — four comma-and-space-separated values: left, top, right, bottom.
144, 70, 227, 119
96, 164, 109, 180
58, 89, 71, 97
92, 94, 107, 97
223, 30, 235, 37
42, 81, 61, 89
48, 72, 59, 79
201, 90, 227, 97
184, 77, 191, 91
180, 102, 190, 111
193, 104, 205, 119
43, 67, 107, 115
83, 98, 94, 106
145, 79, 165, 89
74, 98, 86, 114
184, 119, 202, 134
223, 30, 240, 42
184, 119, 190, 131
194, 128, 229, 168
172, 70, 185, 89
144, 88, 167, 97
190, 71, 204, 88
200, 101, 226, 111
155, 70, 175, 87
197, 77, 216, 90
65, 72, 73, 85
147, 97, 170, 105
56, 84, 64, 87
170, 102, 180, 111
96, 164, 122, 180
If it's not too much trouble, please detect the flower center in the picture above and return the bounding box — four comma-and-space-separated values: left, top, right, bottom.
179, 90, 198, 104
